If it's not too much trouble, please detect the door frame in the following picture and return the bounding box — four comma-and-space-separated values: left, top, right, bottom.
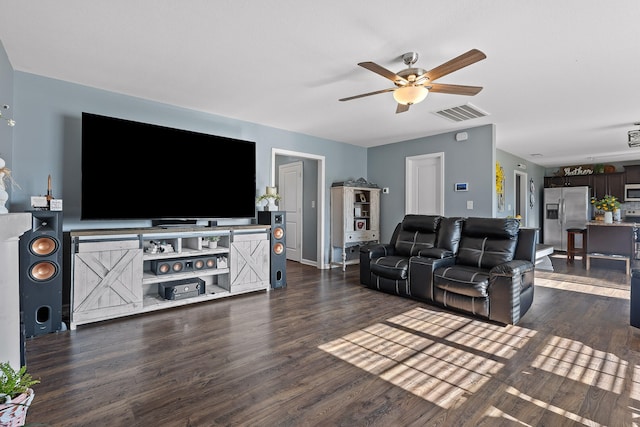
271, 148, 326, 269
514, 170, 528, 226
405, 152, 445, 215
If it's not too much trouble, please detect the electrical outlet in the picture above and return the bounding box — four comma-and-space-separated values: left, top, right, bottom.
467, 200, 473, 209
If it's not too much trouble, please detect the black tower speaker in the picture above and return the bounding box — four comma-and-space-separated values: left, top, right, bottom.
19, 210, 63, 337
257, 211, 287, 289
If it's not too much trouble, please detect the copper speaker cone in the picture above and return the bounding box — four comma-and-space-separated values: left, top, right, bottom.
273, 242, 285, 255
30, 261, 58, 281
194, 259, 204, 269
30, 236, 57, 256
158, 263, 170, 274
172, 262, 183, 272
206, 259, 216, 268
273, 227, 284, 240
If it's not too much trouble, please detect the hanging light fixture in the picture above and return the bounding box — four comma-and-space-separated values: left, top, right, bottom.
628, 122, 640, 147
393, 85, 429, 106
0, 104, 15, 127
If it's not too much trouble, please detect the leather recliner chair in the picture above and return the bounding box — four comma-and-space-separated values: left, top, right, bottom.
359, 215, 463, 297
431, 217, 536, 325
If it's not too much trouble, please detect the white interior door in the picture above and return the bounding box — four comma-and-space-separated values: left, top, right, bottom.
406, 153, 444, 215
279, 161, 303, 262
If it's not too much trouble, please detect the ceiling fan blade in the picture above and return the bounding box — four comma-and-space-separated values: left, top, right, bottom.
339, 87, 395, 102
428, 83, 483, 96
396, 103, 410, 114
358, 62, 408, 85
425, 49, 486, 82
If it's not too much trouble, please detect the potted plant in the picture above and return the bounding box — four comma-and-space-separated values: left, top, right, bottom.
0, 362, 39, 426
205, 235, 220, 248
257, 186, 281, 211
590, 194, 621, 223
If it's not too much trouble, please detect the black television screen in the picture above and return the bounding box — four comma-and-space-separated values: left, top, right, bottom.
81, 112, 257, 221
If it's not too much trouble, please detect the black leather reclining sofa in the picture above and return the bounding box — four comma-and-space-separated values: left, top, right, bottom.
360, 215, 537, 325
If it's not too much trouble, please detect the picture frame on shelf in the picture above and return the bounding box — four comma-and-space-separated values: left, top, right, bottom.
355, 220, 366, 230
354, 206, 362, 216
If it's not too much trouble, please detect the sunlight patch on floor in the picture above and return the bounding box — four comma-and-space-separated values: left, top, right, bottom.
531, 335, 628, 394
498, 386, 607, 427
535, 277, 630, 299
318, 307, 535, 409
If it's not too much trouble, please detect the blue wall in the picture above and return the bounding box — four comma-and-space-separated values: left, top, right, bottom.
496, 149, 545, 230
368, 125, 496, 242
6, 69, 367, 266
1, 41, 542, 266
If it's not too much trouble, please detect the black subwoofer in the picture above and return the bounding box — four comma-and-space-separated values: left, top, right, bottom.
19, 210, 63, 337
258, 211, 287, 289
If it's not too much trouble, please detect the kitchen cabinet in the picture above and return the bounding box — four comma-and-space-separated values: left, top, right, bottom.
625, 165, 640, 183
544, 175, 591, 188
566, 175, 592, 187
591, 172, 625, 200
544, 172, 625, 200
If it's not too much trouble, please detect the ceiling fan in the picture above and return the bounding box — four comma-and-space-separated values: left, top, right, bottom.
339, 49, 486, 114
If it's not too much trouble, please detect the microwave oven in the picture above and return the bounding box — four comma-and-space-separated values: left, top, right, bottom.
625, 184, 640, 201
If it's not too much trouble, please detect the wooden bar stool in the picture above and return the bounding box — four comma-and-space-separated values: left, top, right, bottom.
566, 228, 587, 265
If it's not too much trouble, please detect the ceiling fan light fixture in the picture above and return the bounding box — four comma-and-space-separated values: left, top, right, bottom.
393, 85, 428, 106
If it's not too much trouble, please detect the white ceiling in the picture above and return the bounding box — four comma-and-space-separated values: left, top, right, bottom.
2, 0, 640, 168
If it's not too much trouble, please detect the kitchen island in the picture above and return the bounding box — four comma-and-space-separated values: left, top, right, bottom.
586, 221, 636, 275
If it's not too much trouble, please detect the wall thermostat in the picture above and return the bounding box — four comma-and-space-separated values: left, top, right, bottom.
455, 182, 468, 191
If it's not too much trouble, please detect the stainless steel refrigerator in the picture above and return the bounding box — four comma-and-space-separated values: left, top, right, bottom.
543, 186, 590, 251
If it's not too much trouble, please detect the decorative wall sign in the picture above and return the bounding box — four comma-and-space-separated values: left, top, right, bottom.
529, 178, 536, 209
496, 162, 505, 212
554, 164, 616, 176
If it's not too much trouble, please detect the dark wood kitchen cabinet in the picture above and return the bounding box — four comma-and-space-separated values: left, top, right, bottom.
625, 165, 640, 183
544, 175, 591, 188
591, 172, 625, 200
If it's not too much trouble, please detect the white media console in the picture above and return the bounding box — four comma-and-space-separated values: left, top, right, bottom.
69, 225, 270, 329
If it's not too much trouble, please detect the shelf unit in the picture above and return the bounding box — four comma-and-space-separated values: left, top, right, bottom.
330, 185, 381, 271
69, 226, 269, 329
139, 229, 232, 311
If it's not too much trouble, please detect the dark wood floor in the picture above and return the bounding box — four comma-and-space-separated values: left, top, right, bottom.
23, 254, 640, 426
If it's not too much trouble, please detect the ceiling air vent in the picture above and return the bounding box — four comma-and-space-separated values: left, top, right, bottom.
432, 103, 489, 122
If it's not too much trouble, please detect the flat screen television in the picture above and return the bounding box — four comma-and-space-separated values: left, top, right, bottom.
81, 112, 257, 222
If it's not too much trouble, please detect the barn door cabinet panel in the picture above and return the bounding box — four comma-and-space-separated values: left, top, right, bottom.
219, 230, 270, 294
71, 236, 143, 329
